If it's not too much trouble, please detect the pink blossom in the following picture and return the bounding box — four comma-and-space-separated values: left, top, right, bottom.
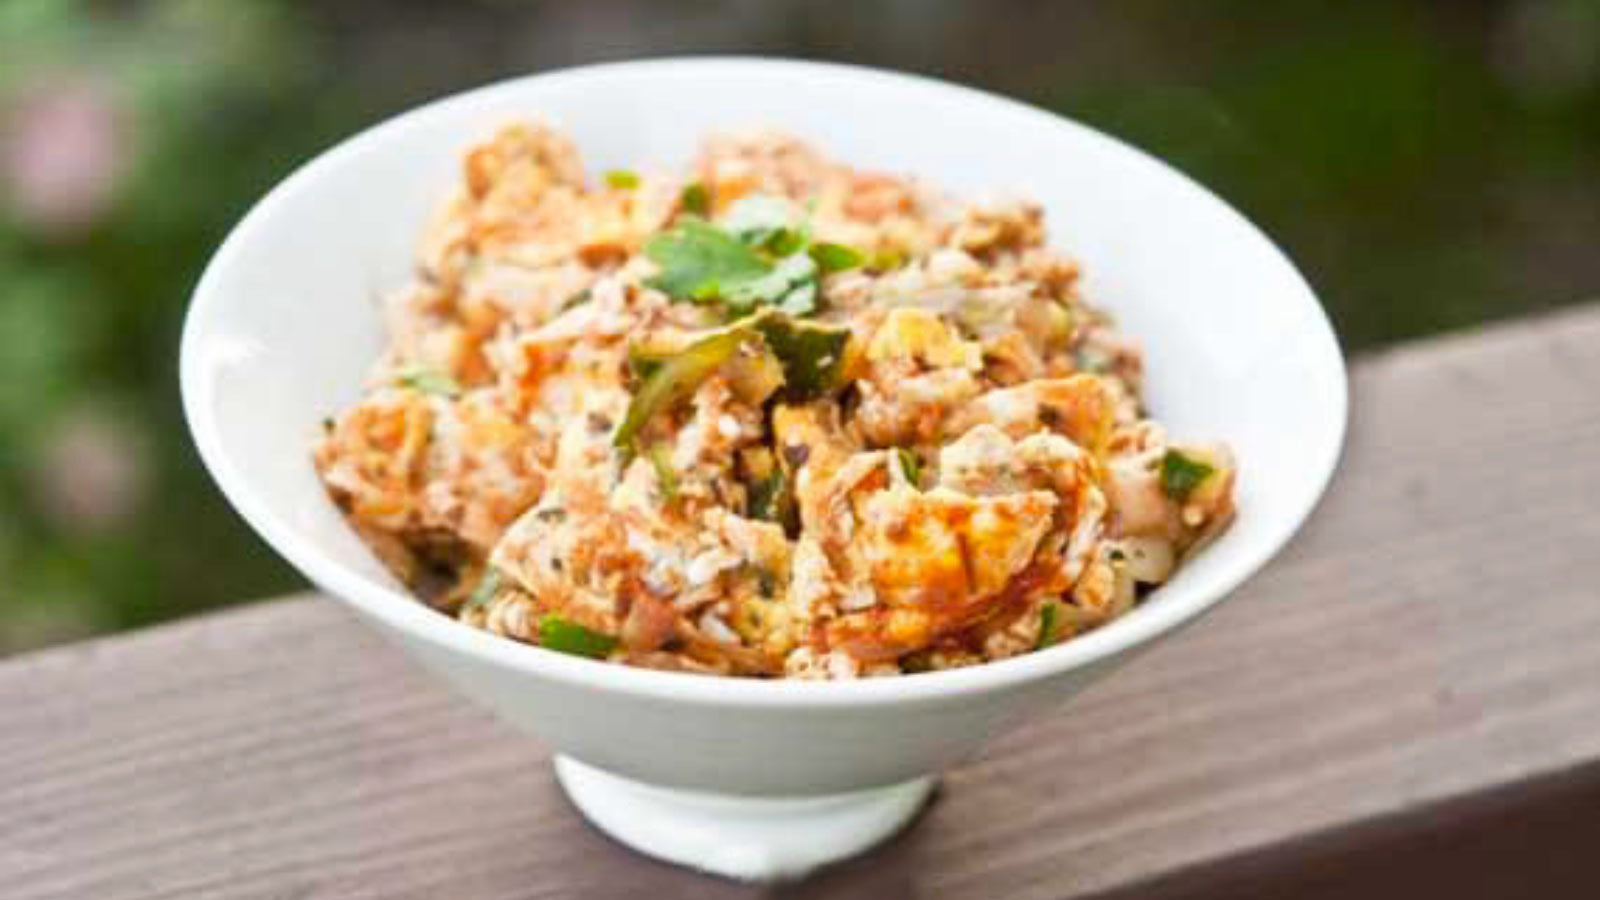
2, 75, 127, 236
32, 407, 149, 535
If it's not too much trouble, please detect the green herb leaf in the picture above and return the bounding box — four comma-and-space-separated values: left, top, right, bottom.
645, 196, 831, 316
538, 615, 619, 659
604, 169, 640, 190
867, 247, 907, 272
680, 182, 710, 216
808, 242, 864, 274
394, 369, 461, 397
613, 326, 754, 453
722, 194, 798, 248
1073, 346, 1113, 375
724, 252, 819, 316
617, 311, 847, 456
750, 313, 849, 400
764, 227, 808, 258
1036, 601, 1061, 650
644, 220, 772, 304
464, 569, 501, 612
722, 194, 813, 258
747, 468, 787, 522
753, 567, 778, 598
1160, 449, 1216, 501
647, 443, 678, 500
560, 287, 593, 312
894, 448, 922, 486
627, 345, 669, 383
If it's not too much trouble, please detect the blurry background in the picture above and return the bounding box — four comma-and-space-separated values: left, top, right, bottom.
1, 0, 1596, 653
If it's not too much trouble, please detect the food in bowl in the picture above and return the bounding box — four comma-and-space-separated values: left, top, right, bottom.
313, 121, 1237, 679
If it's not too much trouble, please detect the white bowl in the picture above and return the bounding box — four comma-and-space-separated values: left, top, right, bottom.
180, 58, 1346, 881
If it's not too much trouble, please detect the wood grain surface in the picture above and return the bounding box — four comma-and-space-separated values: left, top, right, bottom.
5, 305, 1600, 899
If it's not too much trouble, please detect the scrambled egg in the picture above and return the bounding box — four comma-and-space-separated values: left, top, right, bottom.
314, 122, 1237, 678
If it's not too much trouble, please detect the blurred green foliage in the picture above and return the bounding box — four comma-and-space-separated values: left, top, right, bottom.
1, 0, 1595, 651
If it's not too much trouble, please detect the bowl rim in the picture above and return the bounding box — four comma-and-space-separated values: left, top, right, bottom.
180, 55, 1348, 709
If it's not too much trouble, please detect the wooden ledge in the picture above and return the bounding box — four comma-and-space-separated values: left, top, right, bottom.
6, 304, 1600, 899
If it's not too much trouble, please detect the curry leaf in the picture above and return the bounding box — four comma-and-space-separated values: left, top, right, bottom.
750, 313, 849, 400
614, 326, 755, 453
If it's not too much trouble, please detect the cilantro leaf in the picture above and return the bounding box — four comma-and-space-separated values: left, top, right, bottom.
1160, 449, 1216, 501
722, 194, 798, 247
644, 195, 843, 317
644, 220, 772, 304
724, 253, 820, 316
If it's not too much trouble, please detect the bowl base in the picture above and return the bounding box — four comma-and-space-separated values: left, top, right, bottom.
553, 755, 935, 882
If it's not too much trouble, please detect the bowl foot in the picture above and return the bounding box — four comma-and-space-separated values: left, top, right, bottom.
553, 755, 935, 882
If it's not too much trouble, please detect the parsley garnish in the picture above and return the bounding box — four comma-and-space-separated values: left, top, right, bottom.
604, 169, 640, 190
1160, 449, 1215, 501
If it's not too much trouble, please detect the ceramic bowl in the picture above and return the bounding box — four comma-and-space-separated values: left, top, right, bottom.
180, 58, 1346, 881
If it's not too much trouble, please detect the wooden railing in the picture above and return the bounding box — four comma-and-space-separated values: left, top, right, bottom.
6, 305, 1600, 899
